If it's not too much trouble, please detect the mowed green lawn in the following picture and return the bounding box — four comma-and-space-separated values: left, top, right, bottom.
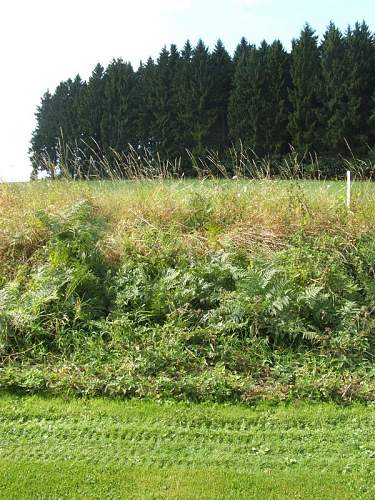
1, 396, 375, 499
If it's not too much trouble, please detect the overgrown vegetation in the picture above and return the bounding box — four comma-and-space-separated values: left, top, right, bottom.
1, 178, 375, 401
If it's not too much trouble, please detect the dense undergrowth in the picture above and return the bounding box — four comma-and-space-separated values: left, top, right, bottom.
1, 179, 375, 402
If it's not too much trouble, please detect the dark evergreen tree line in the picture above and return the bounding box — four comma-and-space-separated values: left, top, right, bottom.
30, 21, 375, 177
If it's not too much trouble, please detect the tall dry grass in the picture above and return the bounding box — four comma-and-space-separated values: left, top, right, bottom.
3, 141, 375, 273
2, 174, 375, 273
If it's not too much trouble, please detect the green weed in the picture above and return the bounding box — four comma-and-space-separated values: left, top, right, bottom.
1, 181, 375, 402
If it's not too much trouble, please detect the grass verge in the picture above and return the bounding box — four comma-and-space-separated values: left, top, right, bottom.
2, 179, 375, 402
1, 395, 375, 498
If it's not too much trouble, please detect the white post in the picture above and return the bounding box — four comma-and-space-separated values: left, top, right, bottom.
346, 170, 351, 209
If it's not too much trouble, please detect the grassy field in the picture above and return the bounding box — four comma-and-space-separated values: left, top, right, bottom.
2, 178, 375, 234
2, 177, 375, 268
1, 394, 375, 499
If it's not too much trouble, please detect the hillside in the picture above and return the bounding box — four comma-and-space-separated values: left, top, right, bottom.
1, 178, 375, 402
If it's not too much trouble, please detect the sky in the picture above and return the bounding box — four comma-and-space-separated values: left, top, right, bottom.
1, 0, 375, 182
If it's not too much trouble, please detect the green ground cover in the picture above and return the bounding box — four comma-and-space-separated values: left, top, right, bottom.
1, 395, 375, 499
1, 179, 375, 402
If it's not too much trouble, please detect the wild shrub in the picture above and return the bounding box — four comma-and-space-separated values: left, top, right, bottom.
2, 195, 375, 401
111, 251, 237, 325
0, 201, 110, 352
203, 235, 369, 359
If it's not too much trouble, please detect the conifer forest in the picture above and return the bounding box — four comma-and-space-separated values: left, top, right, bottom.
30, 22, 375, 178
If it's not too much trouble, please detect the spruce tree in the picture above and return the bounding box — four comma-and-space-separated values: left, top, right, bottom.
190, 39, 215, 156
344, 22, 375, 152
210, 39, 233, 152
100, 59, 137, 153
233, 37, 250, 65
166, 44, 181, 157
153, 46, 171, 154
320, 23, 349, 154
30, 76, 85, 177
174, 40, 195, 159
79, 64, 105, 145
50, 79, 73, 145
288, 24, 322, 153
151, 46, 180, 158
229, 39, 290, 156
74, 64, 106, 175
264, 40, 291, 155
244, 42, 270, 154
371, 93, 375, 147
136, 57, 157, 151
67, 74, 86, 147
228, 46, 255, 147
30, 90, 58, 177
